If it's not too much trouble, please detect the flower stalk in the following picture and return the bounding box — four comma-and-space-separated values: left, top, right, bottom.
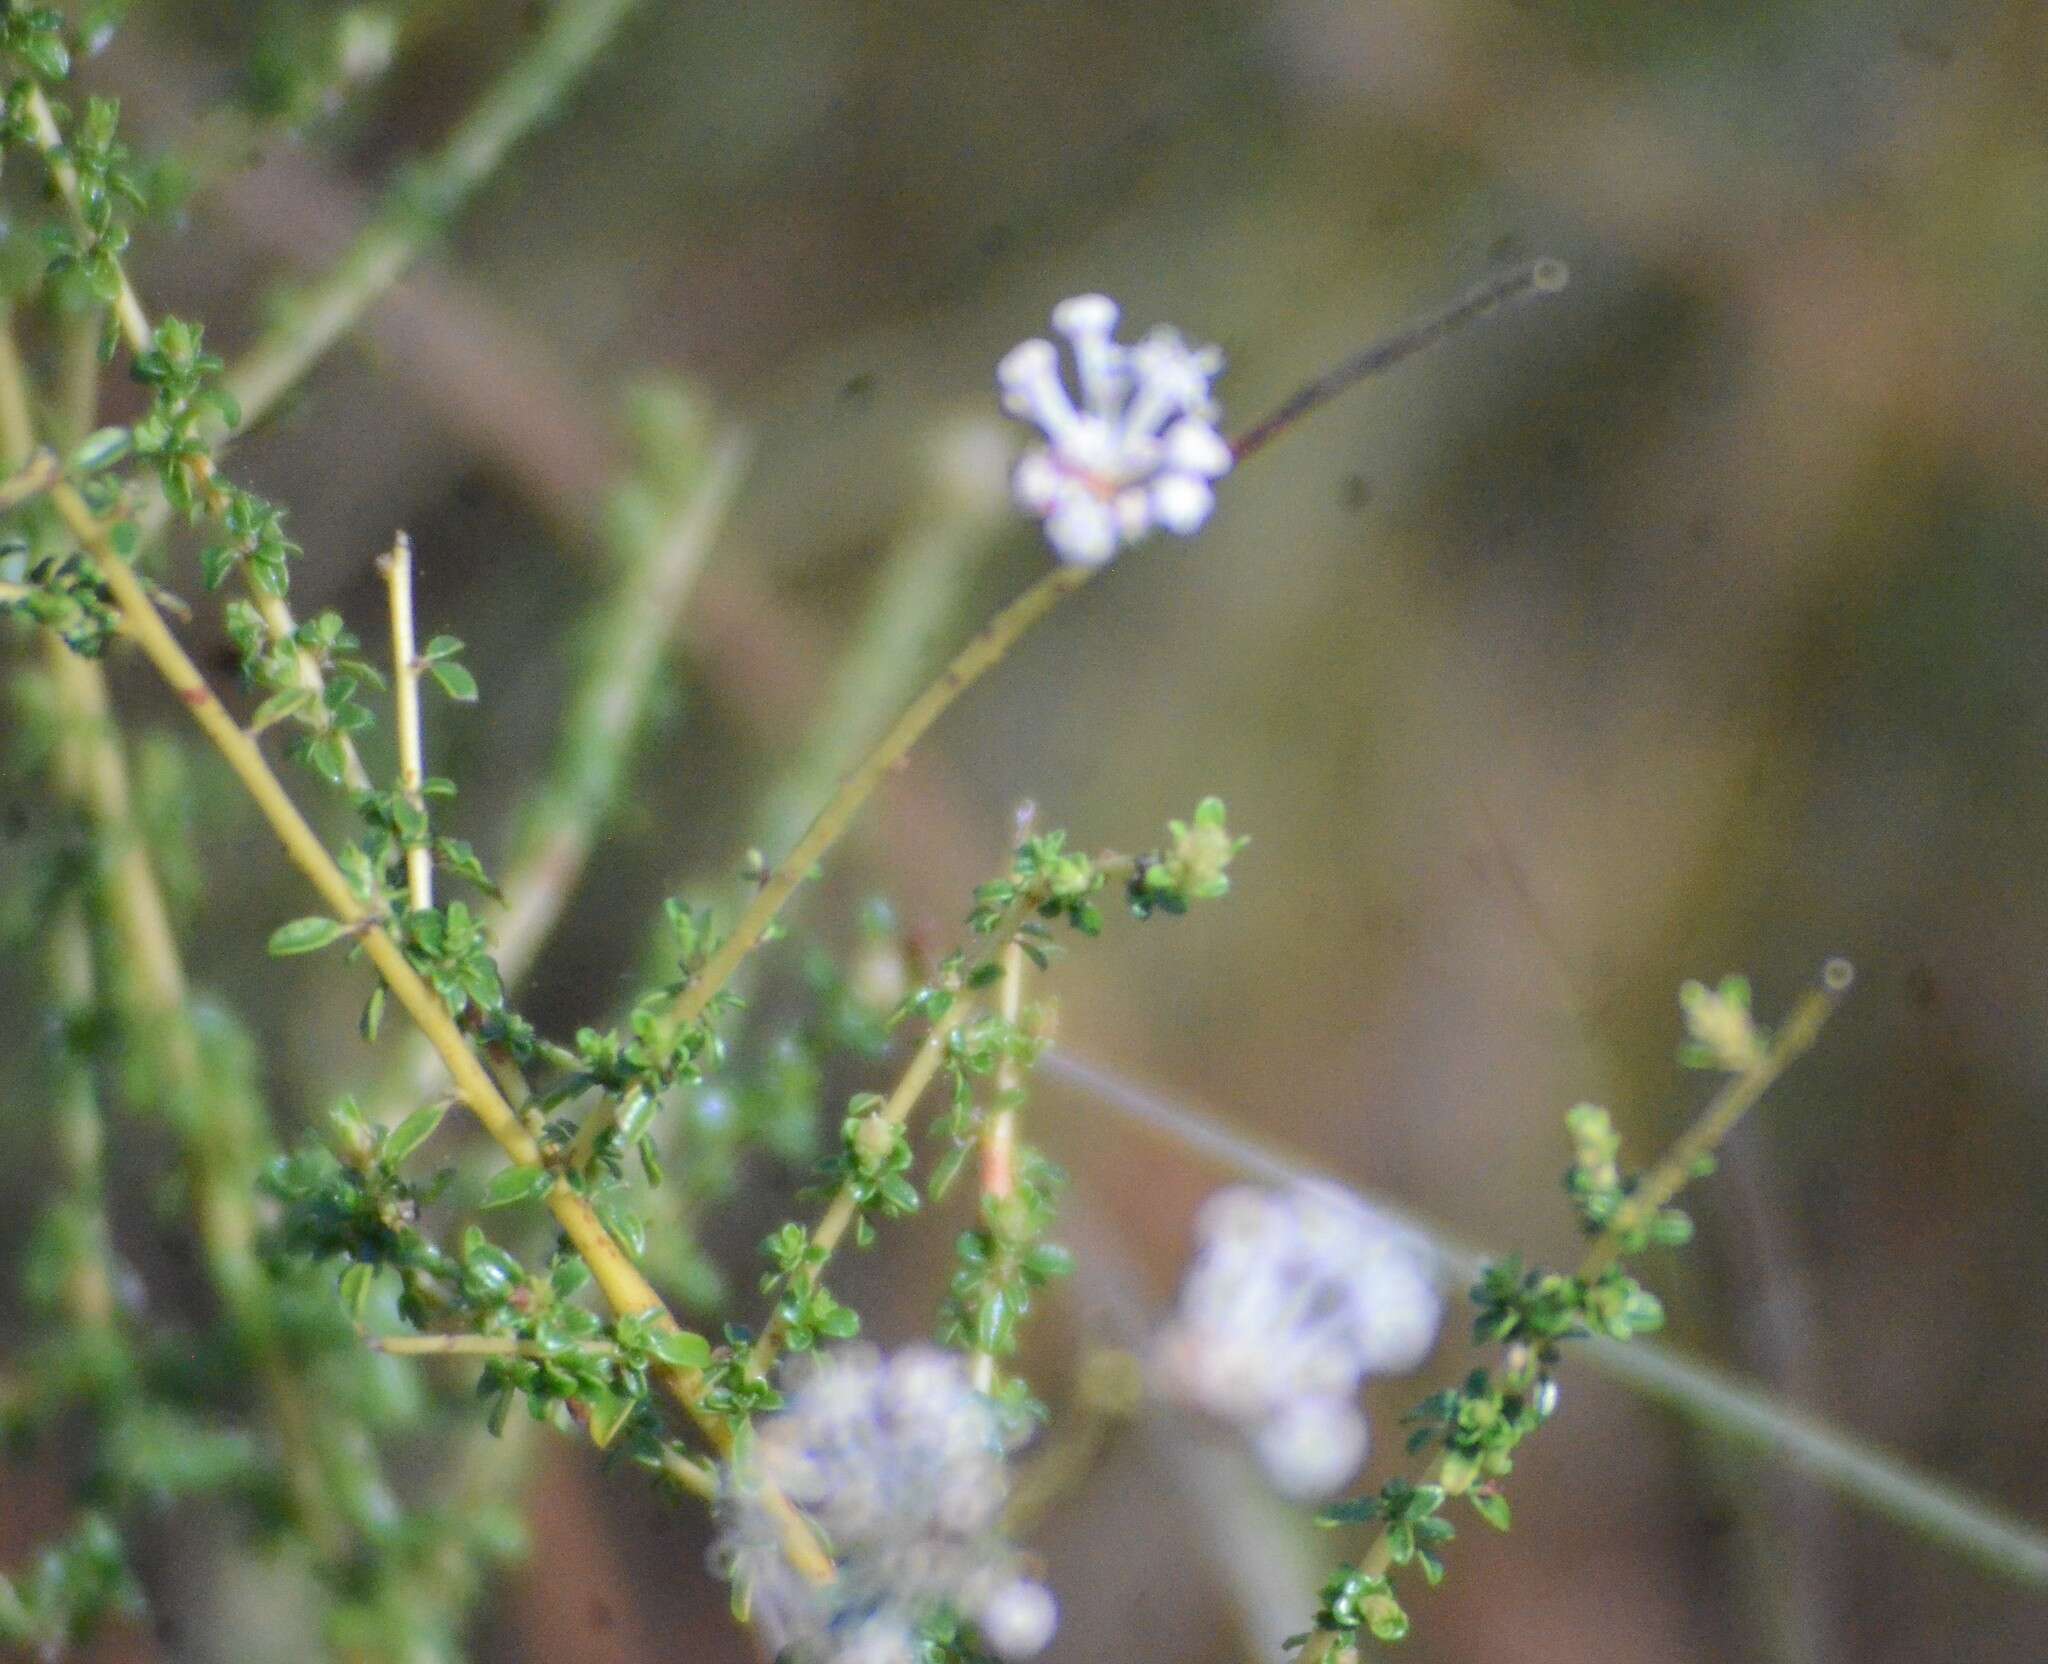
379, 532, 434, 913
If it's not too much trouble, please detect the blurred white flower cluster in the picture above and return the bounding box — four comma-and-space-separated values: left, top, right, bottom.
1151, 1183, 1441, 1499
714, 1345, 1056, 1664
997, 294, 1233, 566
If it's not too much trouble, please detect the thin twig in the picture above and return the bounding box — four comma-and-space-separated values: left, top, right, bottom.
372, 1333, 616, 1359
1229, 257, 1570, 463
23, 67, 376, 794
742, 1006, 976, 1380
222, 0, 648, 428
1579, 1330, 2048, 1587
981, 933, 1028, 1205
1289, 962, 1851, 1660
22, 85, 152, 357
379, 532, 433, 912
379, 425, 748, 1120
663, 563, 1094, 1035
4, 313, 351, 1561
491, 427, 752, 988
657, 267, 1573, 1042
0, 307, 36, 459
1580, 960, 1854, 1280
561, 429, 1005, 1169
970, 914, 1031, 1395
1041, 1044, 2048, 1586
0, 448, 60, 511
747, 421, 1011, 863
45, 479, 837, 1583
119, 1, 651, 789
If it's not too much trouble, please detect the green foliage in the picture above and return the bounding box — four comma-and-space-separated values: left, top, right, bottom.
1299, 987, 1819, 1649
1130, 795, 1246, 918
937, 1153, 1072, 1379
0, 13, 1848, 1663
1677, 972, 1766, 1072
1289, 1565, 1409, 1650
269, 915, 349, 955
0, 546, 119, 652
131, 319, 240, 513
0, 1516, 141, 1657
0, 8, 72, 84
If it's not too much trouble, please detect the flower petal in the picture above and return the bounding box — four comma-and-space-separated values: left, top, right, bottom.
1151, 471, 1215, 536
1164, 416, 1233, 478
1044, 495, 1120, 565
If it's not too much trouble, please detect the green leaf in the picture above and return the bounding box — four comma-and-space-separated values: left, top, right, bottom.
339, 1262, 375, 1320
585, 1388, 636, 1449
928, 1142, 970, 1201
1364, 1599, 1408, 1643
1469, 1488, 1511, 1531
248, 686, 316, 734
480, 1165, 555, 1209
68, 427, 131, 474
614, 1091, 658, 1145
267, 916, 346, 955
595, 1193, 647, 1260
647, 1327, 713, 1369
383, 1102, 448, 1167
816, 1303, 860, 1340
426, 660, 478, 702
302, 734, 349, 784
22, 31, 71, 81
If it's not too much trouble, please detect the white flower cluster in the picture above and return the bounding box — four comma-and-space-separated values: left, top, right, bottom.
1151, 1183, 1441, 1500
997, 294, 1232, 566
714, 1346, 1056, 1664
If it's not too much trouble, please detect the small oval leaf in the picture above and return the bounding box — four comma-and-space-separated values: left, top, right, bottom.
480, 1165, 556, 1210
647, 1327, 713, 1370
382, 1102, 449, 1167
267, 916, 347, 956
426, 660, 479, 702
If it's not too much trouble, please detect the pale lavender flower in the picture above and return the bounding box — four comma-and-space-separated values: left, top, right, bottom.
1151, 1182, 1441, 1499
714, 1345, 1055, 1664
998, 295, 1232, 566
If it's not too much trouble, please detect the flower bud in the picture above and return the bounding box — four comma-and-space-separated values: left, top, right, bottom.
851, 1113, 897, 1170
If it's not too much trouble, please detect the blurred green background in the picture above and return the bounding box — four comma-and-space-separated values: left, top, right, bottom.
4, 1, 2046, 1660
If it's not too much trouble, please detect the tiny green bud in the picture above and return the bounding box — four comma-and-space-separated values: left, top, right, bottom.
851, 1112, 897, 1170
1678, 973, 1765, 1071
1164, 802, 1240, 898
1361, 1593, 1409, 1642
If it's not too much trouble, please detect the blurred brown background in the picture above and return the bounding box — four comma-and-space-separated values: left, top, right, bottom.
5, 1, 2048, 1660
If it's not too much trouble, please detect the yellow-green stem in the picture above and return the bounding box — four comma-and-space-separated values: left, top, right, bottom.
40, 632, 346, 1558
374, 1334, 612, 1359
666, 562, 1094, 1036
487, 427, 752, 991
44, 903, 118, 1334
22, 86, 151, 357
0, 448, 58, 510
1579, 963, 1851, 1280
971, 936, 1030, 1393
0, 306, 36, 457
1303, 962, 1852, 1661
744, 1006, 974, 1380
378, 532, 433, 911
49, 481, 834, 1584
1046, 1046, 2048, 1587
